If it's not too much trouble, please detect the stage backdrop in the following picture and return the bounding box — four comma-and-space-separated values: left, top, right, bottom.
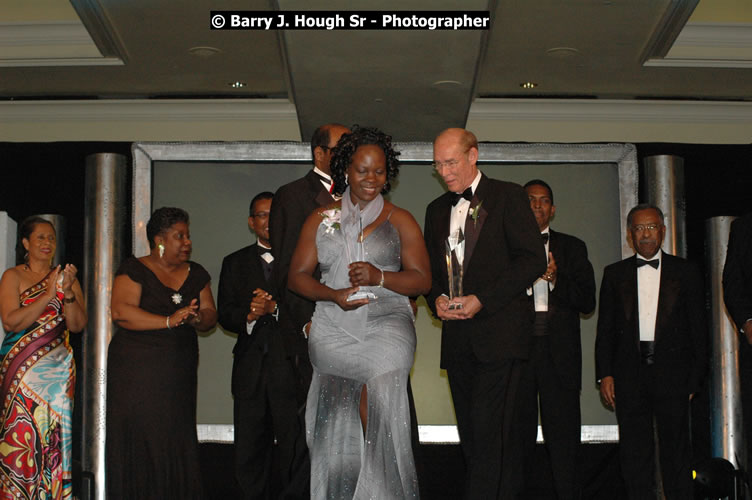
152, 158, 622, 427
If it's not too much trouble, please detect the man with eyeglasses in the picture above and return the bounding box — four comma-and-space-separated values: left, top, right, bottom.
218, 192, 298, 498
595, 203, 707, 499
519, 179, 595, 500
423, 128, 546, 499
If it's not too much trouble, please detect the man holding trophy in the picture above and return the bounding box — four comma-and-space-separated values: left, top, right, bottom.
424, 128, 546, 499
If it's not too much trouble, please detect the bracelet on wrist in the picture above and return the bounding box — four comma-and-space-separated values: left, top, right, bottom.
378, 269, 385, 288
63, 295, 76, 304
166, 316, 172, 329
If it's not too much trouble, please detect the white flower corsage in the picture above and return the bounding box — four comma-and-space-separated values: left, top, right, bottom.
320, 208, 342, 234
469, 200, 483, 227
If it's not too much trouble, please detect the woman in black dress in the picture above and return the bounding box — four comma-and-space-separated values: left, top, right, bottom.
107, 207, 217, 499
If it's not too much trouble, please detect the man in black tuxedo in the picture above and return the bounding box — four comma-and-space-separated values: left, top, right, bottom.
520, 179, 595, 500
269, 123, 349, 364
218, 192, 299, 499
596, 204, 707, 499
267, 123, 349, 498
424, 128, 546, 499
723, 213, 752, 469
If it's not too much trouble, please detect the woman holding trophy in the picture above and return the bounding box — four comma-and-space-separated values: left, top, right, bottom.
288, 125, 431, 499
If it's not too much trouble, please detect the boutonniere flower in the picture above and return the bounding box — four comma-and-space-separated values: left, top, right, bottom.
469, 201, 483, 227
171, 293, 183, 305
320, 207, 342, 234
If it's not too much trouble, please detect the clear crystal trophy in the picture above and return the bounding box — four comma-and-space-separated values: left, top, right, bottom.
446, 228, 465, 309
348, 214, 377, 301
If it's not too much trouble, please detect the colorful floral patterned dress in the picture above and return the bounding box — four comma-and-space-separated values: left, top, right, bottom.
0, 273, 75, 500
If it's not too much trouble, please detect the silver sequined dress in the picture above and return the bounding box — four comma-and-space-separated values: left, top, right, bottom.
307, 217, 419, 499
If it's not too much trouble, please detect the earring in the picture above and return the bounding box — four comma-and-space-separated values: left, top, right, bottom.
158, 243, 165, 258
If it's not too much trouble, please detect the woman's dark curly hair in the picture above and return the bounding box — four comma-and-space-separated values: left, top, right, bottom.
146, 207, 190, 249
330, 125, 400, 197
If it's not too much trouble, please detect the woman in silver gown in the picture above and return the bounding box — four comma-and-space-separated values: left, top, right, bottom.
289, 126, 431, 499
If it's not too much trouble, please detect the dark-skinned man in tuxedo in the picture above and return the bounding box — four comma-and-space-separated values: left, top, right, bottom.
596, 204, 707, 499
520, 179, 595, 500
218, 192, 297, 498
268, 124, 348, 498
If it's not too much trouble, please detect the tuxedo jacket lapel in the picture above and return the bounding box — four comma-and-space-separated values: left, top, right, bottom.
655, 257, 679, 342
315, 188, 334, 207
463, 174, 490, 272
548, 230, 556, 256
620, 257, 638, 327
436, 196, 452, 245
245, 244, 269, 289
315, 190, 334, 209
432, 195, 453, 286
303, 169, 334, 208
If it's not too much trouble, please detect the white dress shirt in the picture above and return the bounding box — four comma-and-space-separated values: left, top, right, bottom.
531, 227, 551, 312
449, 170, 482, 241
637, 250, 662, 341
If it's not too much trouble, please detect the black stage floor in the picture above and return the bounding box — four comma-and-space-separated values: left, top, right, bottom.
199, 442, 626, 499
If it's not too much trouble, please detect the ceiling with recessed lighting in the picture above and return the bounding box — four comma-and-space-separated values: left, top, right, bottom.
0, 0, 751, 140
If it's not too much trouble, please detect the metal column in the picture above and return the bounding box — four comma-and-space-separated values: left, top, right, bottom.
643, 155, 686, 258
707, 216, 745, 471
81, 153, 127, 500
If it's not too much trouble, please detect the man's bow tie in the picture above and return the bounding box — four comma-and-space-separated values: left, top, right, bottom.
541, 233, 549, 244
636, 258, 659, 269
451, 187, 473, 206
258, 248, 274, 264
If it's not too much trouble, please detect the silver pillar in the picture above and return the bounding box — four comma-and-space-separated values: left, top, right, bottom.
643, 155, 686, 258
82, 153, 127, 500
707, 216, 745, 470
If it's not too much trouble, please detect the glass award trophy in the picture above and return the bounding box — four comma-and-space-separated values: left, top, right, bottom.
445, 228, 465, 309
348, 214, 377, 301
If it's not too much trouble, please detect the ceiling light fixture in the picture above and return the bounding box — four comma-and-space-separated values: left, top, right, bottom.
520, 82, 538, 89
188, 46, 222, 57
229, 82, 246, 88
546, 47, 580, 58
432, 80, 462, 90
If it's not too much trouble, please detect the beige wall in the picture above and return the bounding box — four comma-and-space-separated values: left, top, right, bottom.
1, 98, 751, 144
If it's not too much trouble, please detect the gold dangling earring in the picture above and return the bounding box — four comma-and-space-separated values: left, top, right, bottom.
158, 243, 165, 258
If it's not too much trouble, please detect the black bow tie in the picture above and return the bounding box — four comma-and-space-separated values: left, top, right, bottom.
257, 246, 273, 259
636, 258, 659, 269
451, 188, 473, 206
541, 233, 549, 244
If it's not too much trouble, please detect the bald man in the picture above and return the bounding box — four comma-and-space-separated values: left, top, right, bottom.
423, 128, 546, 499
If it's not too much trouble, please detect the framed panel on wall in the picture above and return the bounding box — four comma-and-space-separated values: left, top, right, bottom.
132, 141, 637, 444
